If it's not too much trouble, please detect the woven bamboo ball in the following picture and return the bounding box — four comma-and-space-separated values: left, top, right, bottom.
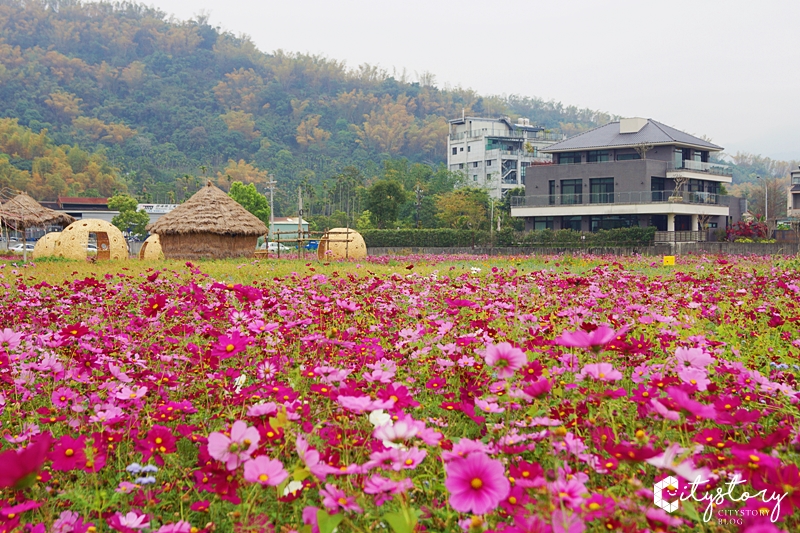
318, 228, 367, 260
32, 232, 61, 258
139, 234, 163, 260
54, 219, 127, 260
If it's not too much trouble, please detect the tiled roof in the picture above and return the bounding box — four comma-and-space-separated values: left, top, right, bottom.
543, 119, 723, 152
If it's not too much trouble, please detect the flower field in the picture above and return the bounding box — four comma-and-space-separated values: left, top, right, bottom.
0, 254, 798, 533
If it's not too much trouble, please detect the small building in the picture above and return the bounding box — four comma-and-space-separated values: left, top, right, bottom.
137, 203, 179, 225
147, 182, 267, 259
270, 217, 309, 241
447, 116, 564, 198
788, 166, 800, 220
511, 117, 742, 234
40, 197, 119, 223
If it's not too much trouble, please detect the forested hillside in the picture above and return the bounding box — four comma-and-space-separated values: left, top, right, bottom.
0, 0, 612, 215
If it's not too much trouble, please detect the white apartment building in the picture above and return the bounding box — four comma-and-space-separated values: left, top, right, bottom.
447, 116, 564, 198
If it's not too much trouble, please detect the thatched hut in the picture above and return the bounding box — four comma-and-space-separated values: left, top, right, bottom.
0, 193, 75, 260
147, 182, 267, 259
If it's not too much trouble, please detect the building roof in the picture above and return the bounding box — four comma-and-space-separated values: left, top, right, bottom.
542, 119, 723, 153
147, 182, 267, 236
272, 217, 309, 225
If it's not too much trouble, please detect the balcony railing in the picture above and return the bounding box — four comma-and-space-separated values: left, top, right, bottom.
669, 160, 732, 176
511, 190, 733, 208
449, 130, 565, 142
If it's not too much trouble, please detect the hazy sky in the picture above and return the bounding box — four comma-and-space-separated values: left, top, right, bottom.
145, 0, 799, 161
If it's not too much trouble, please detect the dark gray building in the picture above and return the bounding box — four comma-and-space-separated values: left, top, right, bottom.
510, 118, 742, 233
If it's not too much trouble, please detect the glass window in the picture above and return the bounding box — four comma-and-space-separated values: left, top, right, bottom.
548, 180, 555, 205
651, 177, 666, 202
560, 179, 582, 205
674, 149, 683, 169
452, 147, 457, 155
558, 152, 582, 164
616, 153, 641, 161
533, 217, 554, 231
562, 216, 582, 231
473, 161, 479, 168
486, 160, 492, 166
587, 150, 609, 163
590, 215, 639, 232
473, 175, 477, 182
590, 177, 614, 203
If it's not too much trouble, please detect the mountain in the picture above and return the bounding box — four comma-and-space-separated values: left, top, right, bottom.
0, 0, 613, 213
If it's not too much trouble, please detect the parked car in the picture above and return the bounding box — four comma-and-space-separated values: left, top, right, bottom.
263, 242, 292, 252
305, 240, 319, 251
87, 244, 98, 253
10, 243, 35, 253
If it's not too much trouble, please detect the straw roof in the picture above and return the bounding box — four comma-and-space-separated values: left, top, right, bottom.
0, 193, 75, 228
147, 182, 267, 236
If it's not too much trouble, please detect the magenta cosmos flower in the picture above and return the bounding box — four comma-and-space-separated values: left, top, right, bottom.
243, 455, 289, 486
207, 420, 260, 470
579, 363, 623, 382
483, 342, 528, 378
444, 452, 510, 514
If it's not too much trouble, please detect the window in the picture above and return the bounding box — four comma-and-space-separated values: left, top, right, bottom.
590, 178, 614, 203
674, 149, 683, 169
486, 160, 493, 166
533, 216, 553, 231
467, 146, 471, 152
452, 147, 457, 155
459, 163, 464, 169
473, 162, 479, 168
651, 177, 666, 202
558, 152, 581, 164
562, 216, 582, 231
616, 153, 641, 161
460, 147, 464, 152
560, 179, 582, 204
548, 180, 556, 205
473, 175, 478, 182
590, 215, 638, 232
587, 150, 610, 163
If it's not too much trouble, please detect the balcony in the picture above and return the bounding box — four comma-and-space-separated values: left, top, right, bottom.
668, 160, 732, 177
511, 190, 732, 208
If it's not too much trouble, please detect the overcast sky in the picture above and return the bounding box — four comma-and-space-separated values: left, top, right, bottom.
146, 0, 799, 161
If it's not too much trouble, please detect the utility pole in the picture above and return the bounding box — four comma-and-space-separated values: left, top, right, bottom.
266, 175, 276, 243
298, 186, 304, 258
415, 184, 422, 228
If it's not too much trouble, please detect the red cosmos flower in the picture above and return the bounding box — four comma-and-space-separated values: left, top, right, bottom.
50, 435, 86, 471
377, 383, 420, 409
210, 331, 250, 359
136, 425, 177, 466
143, 294, 167, 318
58, 323, 90, 339
0, 433, 52, 489
426, 376, 446, 390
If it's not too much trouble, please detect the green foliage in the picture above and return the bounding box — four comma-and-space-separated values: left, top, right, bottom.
365, 180, 408, 229
109, 194, 149, 238
228, 181, 270, 225
435, 187, 490, 230
362, 226, 656, 248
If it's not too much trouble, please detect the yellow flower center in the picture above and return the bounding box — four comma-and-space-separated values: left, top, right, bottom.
589, 502, 601, 510
470, 478, 483, 489
259, 474, 269, 482
65, 448, 74, 457
226, 344, 235, 352
155, 437, 163, 444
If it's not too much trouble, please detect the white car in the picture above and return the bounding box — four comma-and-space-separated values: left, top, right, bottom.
87, 244, 98, 253
10, 243, 35, 253
258, 242, 292, 252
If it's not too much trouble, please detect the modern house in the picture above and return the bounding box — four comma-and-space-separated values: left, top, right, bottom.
447, 116, 564, 198
788, 166, 800, 220
510, 117, 746, 233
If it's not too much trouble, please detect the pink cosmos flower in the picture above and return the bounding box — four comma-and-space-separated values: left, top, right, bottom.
552, 509, 586, 533
111, 511, 150, 530
444, 452, 510, 514
243, 455, 289, 486
115, 386, 147, 401
207, 420, 260, 470
483, 342, 527, 378
549, 477, 588, 510
675, 347, 713, 368
363, 475, 414, 506
210, 331, 250, 359
373, 417, 422, 444
0, 328, 22, 351
320, 483, 362, 512
154, 522, 192, 533
578, 363, 622, 382
666, 386, 717, 420
555, 326, 621, 350
677, 366, 710, 391
337, 395, 395, 413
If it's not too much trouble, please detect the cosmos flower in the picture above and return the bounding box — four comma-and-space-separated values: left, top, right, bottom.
207, 420, 260, 470
444, 452, 510, 514
243, 455, 289, 486
555, 326, 621, 351
0, 432, 51, 489
483, 342, 528, 378
319, 483, 362, 512
578, 363, 623, 382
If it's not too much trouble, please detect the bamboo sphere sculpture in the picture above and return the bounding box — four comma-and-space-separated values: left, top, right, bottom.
139, 234, 163, 260
54, 219, 127, 260
317, 228, 367, 260
32, 232, 62, 259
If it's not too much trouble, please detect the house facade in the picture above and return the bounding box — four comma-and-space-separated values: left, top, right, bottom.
788, 167, 800, 220
510, 118, 745, 232
447, 116, 564, 199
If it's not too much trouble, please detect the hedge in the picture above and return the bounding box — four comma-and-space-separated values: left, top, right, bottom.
361, 227, 656, 248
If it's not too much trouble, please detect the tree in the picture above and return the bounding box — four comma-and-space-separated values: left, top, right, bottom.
228, 181, 270, 226
436, 188, 489, 230
365, 180, 408, 228
109, 194, 149, 239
